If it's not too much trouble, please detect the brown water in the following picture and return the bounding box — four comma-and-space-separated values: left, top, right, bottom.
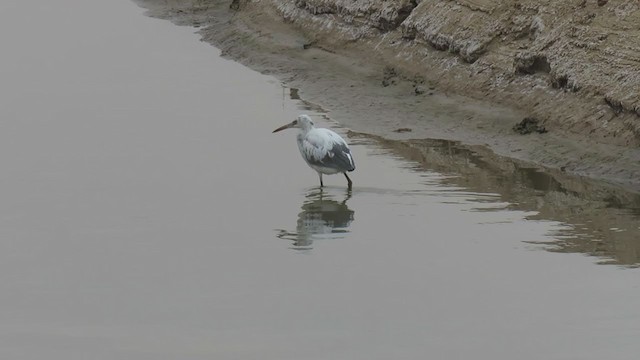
1, 0, 639, 359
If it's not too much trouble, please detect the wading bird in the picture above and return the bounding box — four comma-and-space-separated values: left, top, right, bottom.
273, 114, 355, 189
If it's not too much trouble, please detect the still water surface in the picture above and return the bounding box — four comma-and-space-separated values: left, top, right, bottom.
1, 0, 639, 359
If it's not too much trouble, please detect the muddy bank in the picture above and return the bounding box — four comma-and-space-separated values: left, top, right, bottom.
133, 0, 640, 192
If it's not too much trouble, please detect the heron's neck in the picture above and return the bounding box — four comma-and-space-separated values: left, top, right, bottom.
299, 124, 314, 134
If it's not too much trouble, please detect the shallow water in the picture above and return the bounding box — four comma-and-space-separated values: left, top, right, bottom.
1, 0, 640, 359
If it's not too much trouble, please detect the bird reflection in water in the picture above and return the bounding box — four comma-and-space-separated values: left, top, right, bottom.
277, 188, 355, 250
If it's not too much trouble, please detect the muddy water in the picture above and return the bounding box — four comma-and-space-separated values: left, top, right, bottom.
1, 0, 640, 359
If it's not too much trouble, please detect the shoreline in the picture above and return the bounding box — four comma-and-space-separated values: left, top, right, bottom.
133, 0, 640, 194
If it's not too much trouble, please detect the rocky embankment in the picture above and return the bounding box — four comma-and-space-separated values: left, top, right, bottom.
134, 0, 640, 191
276, 0, 640, 146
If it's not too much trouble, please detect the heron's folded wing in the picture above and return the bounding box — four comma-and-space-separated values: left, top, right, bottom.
302, 130, 355, 171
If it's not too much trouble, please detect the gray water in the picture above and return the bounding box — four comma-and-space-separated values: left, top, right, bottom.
1, 0, 640, 359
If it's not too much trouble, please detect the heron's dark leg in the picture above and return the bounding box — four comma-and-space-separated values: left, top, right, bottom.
318, 173, 324, 187
343, 173, 352, 189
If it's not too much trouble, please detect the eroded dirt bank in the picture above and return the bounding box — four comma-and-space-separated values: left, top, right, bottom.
133, 0, 640, 192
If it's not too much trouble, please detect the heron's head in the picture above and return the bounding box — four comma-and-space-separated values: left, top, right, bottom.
272, 114, 315, 133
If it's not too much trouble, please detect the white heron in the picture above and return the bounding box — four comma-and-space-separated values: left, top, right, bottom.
273, 114, 356, 188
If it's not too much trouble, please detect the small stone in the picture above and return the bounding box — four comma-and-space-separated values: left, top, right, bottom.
513, 117, 548, 135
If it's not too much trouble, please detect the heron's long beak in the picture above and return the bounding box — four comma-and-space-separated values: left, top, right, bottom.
272, 121, 294, 133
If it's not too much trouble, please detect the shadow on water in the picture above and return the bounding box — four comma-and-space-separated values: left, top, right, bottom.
350, 132, 640, 267
276, 188, 354, 251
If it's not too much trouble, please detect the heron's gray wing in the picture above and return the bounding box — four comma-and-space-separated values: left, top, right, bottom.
302, 129, 355, 172
323, 142, 355, 171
